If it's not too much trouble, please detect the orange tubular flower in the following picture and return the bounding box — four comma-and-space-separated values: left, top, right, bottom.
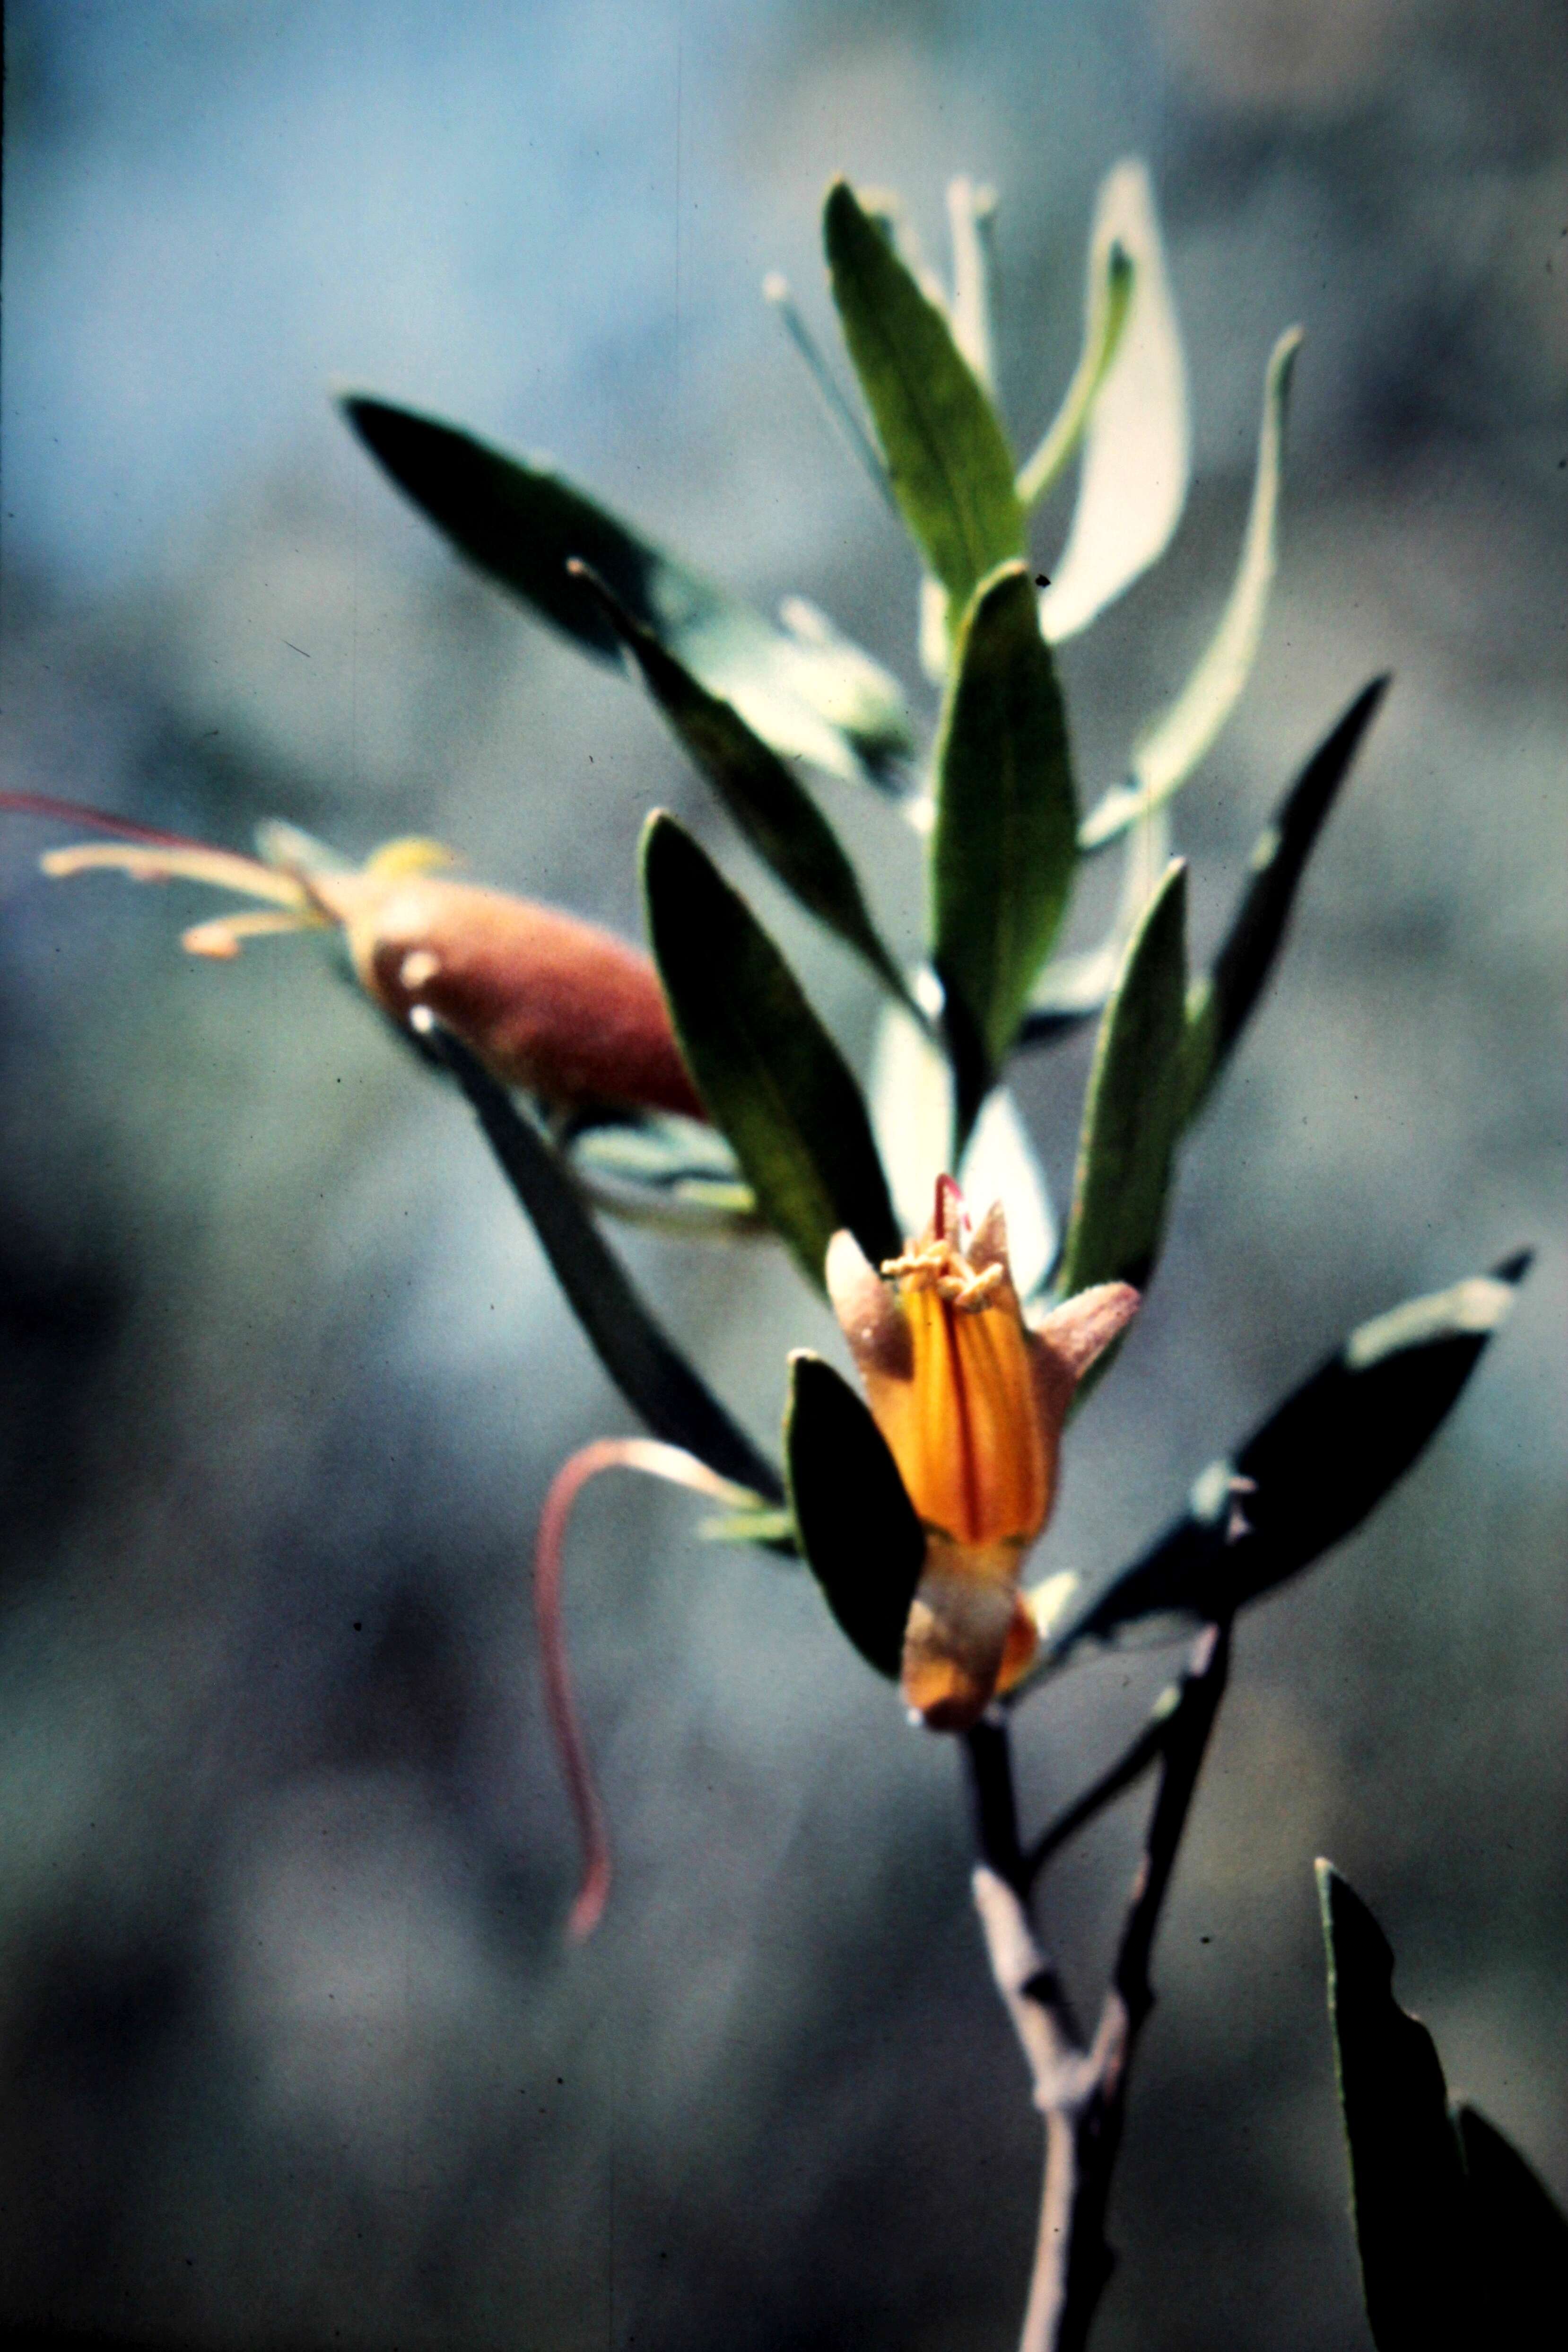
2, 795, 703, 1123
828, 1176, 1139, 1731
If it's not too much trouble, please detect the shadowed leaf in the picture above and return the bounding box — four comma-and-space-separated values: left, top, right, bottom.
571, 563, 915, 1010
1056, 860, 1187, 1304
785, 1352, 924, 1677
341, 395, 911, 786
1183, 677, 1390, 1118
1454, 2104, 1568, 2328
823, 180, 1023, 621
417, 1020, 783, 1503
1079, 327, 1301, 850
641, 814, 900, 1289
932, 562, 1078, 1145
1317, 1864, 1476, 2351
1045, 1253, 1529, 1660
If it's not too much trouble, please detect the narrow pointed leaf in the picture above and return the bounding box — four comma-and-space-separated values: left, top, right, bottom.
823, 180, 1024, 616
418, 1020, 783, 1501
340, 395, 912, 786
572, 563, 915, 1010
1454, 2104, 1568, 2326
785, 1352, 924, 1678
1045, 1254, 1529, 1660
1317, 1864, 1476, 2351
1057, 859, 1187, 1302
641, 814, 899, 1288
1079, 327, 1302, 850
932, 562, 1078, 1144
1183, 677, 1391, 1119
1034, 160, 1190, 641
1015, 239, 1134, 512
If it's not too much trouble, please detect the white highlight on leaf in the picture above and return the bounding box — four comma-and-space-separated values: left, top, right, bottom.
1078, 325, 1303, 850
946, 175, 999, 393
869, 993, 1058, 1298
1039, 160, 1191, 647
1345, 1275, 1517, 1372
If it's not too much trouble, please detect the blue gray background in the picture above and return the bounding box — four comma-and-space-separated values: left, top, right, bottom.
1, 4, 1563, 2348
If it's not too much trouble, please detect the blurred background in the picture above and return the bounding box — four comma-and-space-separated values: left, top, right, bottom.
0, 3, 1563, 2347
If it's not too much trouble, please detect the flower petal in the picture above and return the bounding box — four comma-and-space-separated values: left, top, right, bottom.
826, 1227, 913, 1384
1030, 1280, 1141, 1425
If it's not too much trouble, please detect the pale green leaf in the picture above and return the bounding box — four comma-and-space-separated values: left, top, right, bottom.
1078, 327, 1302, 849
1034, 160, 1189, 639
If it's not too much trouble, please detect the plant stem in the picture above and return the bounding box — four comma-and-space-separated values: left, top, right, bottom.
968, 1622, 1231, 2352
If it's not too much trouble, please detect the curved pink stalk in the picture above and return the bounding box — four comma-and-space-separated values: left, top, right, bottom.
0, 790, 256, 858
533, 1436, 757, 1941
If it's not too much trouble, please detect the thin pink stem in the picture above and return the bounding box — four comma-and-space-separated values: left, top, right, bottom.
0, 790, 255, 858
533, 1436, 754, 1941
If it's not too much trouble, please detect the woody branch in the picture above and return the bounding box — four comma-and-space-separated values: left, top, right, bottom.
967, 1622, 1231, 2352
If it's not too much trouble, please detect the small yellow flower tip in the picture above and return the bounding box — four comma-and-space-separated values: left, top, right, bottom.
828, 1178, 1141, 1731
363, 836, 460, 880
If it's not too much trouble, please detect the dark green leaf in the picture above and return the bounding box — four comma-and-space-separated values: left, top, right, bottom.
784, 1352, 924, 1677
1455, 2104, 1568, 2329
1317, 1863, 1475, 2352
641, 814, 900, 1289
418, 1017, 783, 1502
1183, 677, 1389, 1119
340, 395, 912, 787
1056, 860, 1187, 1301
823, 181, 1024, 616
1046, 1253, 1529, 1660
932, 562, 1078, 1144
569, 562, 915, 1011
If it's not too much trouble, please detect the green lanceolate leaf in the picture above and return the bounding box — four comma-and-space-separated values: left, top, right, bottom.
1045, 1252, 1529, 1661
823, 180, 1024, 617
641, 814, 900, 1289
570, 562, 915, 1012
1057, 859, 1187, 1303
1031, 160, 1190, 644
932, 562, 1079, 1147
340, 395, 912, 787
1079, 326, 1302, 851
1453, 2104, 1568, 2328
1182, 676, 1390, 1119
417, 1019, 783, 1503
1317, 1864, 1476, 2352
784, 1352, 924, 1678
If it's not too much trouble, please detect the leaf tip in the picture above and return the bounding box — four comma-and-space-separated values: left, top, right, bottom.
1317, 1861, 1394, 1984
